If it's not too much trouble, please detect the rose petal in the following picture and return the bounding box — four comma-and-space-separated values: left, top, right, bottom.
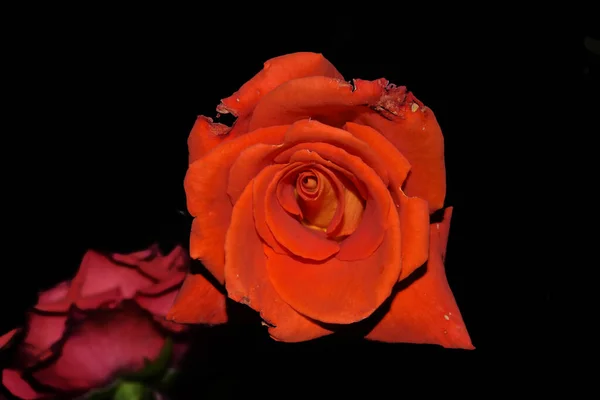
187, 116, 232, 164
278, 119, 390, 187
352, 89, 446, 212
33, 281, 75, 313
35, 270, 123, 313
184, 125, 289, 284
266, 164, 344, 256
248, 77, 388, 131
227, 142, 283, 205
111, 245, 175, 275
35, 289, 122, 313
217, 52, 343, 118
239, 72, 444, 212
285, 145, 391, 261
227, 119, 389, 216
18, 313, 67, 367
275, 166, 347, 229
37, 282, 69, 305
186, 114, 256, 165
134, 272, 186, 297
366, 208, 474, 349
133, 246, 188, 282
30, 303, 167, 392
134, 272, 186, 319
341, 122, 411, 190
266, 195, 401, 325
154, 315, 189, 333
165, 273, 228, 325
76, 251, 154, 299
109, 244, 159, 264
224, 181, 331, 342
395, 193, 430, 281
256, 164, 340, 260
331, 178, 364, 238
276, 144, 368, 198
2, 369, 47, 399
437, 208, 452, 260
294, 167, 347, 235
276, 169, 304, 218
242, 142, 380, 255
343, 122, 429, 280
0, 329, 19, 349
251, 165, 286, 254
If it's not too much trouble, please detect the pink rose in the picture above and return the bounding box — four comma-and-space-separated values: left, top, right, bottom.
36, 244, 227, 330
0, 245, 226, 399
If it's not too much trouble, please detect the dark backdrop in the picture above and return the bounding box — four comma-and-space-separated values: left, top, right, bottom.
4, 13, 596, 396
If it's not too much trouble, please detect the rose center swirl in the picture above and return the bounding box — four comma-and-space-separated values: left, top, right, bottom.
280, 166, 365, 238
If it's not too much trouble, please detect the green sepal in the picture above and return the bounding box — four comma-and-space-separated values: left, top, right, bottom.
113, 381, 153, 400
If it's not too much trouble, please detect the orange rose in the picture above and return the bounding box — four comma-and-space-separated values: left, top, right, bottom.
167, 52, 473, 349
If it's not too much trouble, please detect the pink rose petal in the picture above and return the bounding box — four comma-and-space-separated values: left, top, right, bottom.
31, 303, 166, 393
2, 369, 47, 399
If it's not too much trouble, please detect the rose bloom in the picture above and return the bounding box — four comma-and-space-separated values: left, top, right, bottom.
167, 52, 473, 349
0, 245, 226, 399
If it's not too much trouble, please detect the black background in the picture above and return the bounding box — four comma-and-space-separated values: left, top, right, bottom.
3, 11, 597, 397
